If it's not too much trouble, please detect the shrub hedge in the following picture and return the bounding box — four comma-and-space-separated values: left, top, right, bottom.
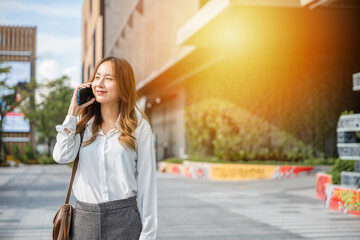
185, 98, 315, 162
329, 159, 354, 185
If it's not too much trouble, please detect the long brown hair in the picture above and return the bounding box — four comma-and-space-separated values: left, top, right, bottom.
75, 56, 150, 151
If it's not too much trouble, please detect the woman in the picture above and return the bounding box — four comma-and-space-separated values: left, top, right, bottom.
53, 56, 157, 240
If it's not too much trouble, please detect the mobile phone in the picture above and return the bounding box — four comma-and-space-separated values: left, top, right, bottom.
77, 85, 95, 106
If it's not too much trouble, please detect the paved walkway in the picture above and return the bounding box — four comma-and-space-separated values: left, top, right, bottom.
0, 165, 359, 239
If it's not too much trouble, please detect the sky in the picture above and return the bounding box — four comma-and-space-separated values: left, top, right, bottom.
0, 0, 83, 88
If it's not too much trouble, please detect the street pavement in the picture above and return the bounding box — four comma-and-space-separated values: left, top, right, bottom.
0, 164, 359, 240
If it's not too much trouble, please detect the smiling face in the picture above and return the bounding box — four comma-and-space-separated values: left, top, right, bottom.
92, 61, 119, 105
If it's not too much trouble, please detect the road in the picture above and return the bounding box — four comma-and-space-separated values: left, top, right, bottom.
0, 165, 359, 240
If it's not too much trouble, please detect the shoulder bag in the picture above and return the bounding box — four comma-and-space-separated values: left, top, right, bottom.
52, 132, 83, 240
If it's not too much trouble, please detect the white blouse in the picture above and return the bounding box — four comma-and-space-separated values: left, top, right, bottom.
52, 110, 157, 240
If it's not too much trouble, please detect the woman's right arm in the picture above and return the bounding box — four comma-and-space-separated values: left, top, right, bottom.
53, 115, 81, 163
52, 82, 96, 164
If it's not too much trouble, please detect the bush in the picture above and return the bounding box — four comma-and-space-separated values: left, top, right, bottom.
37, 156, 56, 164
185, 99, 314, 162
22, 159, 39, 164
24, 144, 35, 160
163, 158, 184, 164
303, 157, 336, 165
21, 144, 38, 164
329, 158, 354, 185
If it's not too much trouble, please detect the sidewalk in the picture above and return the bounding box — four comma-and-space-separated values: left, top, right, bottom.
0, 165, 73, 239
1, 164, 360, 240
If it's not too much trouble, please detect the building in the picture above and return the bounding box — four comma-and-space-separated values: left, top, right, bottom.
0, 25, 36, 155
83, 0, 360, 161
82, 0, 104, 83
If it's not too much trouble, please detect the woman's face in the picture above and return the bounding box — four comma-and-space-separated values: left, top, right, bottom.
92, 61, 118, 105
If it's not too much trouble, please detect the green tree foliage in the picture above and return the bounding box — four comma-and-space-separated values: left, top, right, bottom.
22, 143, 35, 162
21, 75, 73, 157
0, 62, 22, 165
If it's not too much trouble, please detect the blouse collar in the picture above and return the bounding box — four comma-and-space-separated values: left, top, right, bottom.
85, 108, 141, 131
85, 113, 121, 131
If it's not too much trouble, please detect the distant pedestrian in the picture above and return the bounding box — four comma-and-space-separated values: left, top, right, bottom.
53, 56, 157, 240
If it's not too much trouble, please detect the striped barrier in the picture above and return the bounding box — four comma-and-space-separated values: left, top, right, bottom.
158, 161, 317, 181
316, 172, 331, 200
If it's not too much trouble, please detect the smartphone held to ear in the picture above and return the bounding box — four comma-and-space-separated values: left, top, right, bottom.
77, 85, 95, 106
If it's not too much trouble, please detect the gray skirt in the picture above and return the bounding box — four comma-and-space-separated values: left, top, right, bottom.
70, 196, 142, 240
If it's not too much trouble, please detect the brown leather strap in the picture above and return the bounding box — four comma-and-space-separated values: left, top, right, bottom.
65, 131, 84, 204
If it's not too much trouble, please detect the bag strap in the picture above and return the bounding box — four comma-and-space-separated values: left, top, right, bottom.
65, 130, 84, 204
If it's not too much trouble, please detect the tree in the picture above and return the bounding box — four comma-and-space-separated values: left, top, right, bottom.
0, 63, 21, 165
22, 75, 74, 156
22, 75, 74, 157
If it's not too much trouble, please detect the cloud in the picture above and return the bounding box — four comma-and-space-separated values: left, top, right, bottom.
38, 59, 60, 81
37, 59, 81, 87
37, 33, 81, 87
63, 65, 81, 87
0, 0, 81, 19
36, 60, 81, 103
37, 33, 81, 60
36, 59, 60, 104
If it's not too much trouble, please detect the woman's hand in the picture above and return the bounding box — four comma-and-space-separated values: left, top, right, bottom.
67, 82, 96, 117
